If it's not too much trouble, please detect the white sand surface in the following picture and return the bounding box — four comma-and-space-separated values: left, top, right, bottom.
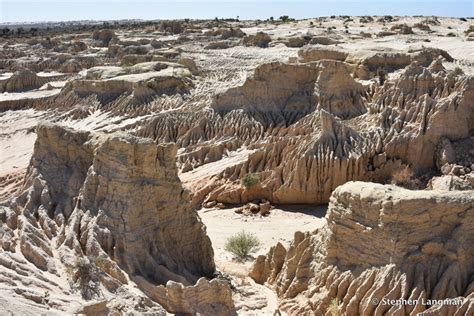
0, 89, 61, 102
200, 205, 326, 314
0, 109, 46, 176
179, 148, 256, 183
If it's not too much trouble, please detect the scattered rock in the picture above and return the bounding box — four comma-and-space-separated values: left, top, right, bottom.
441, 163, 453, 175
427, 174, 473, 190
298, 46, 348, 62
203, 201, 217, 208
70, 41, 87, 52
205, 27, 245, 39
283, 36, 310, 48
178, 57, 199, 75
242, 32, 271, 48
205, 41, 232, 49
258, 202, 271, 216
71, 300, 109, 315
372, 153, 387, 168
308, 36, 341, 45
390, 23, 414, 34
247, 203, 259, 214
377, 30, 397, 37
436, 137, 456, 169
91, 29, 116, 47
414, 22, 431, 31
451, 164, 466, 176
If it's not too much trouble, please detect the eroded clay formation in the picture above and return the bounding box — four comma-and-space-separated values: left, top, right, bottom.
250, 182, 474, 315
0, 16, 473, 314
0, 124, 234, 314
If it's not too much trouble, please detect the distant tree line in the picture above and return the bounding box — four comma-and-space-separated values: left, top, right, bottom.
0, 20, 166, 38
266, 16, 296, 23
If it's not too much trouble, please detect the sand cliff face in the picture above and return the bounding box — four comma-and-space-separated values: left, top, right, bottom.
0, 124, 234, 314
211, 60, 367, 122
64, 62, 194, 104
250, 181, 474, 315
169, 53, 472, 205
0, 70, 63, 93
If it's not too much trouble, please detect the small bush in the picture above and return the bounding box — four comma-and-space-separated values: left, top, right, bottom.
328, 298, 341, 316
279, 15, 295, 23
159, 21, 184, 34
447, 67, 465, 81
377, 69, 387, 85
390, 165, 421, 189
451, 67, 464, 76
391, 166, 412, 184
93, 255, 109, 268
241, 173, 260, 188
66, 257, 103, 300
225, 231, 260, 259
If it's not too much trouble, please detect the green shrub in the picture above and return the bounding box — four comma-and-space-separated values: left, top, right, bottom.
241, 173, 260, 188
225, 231, 260, 259
452, 67, 464, 76
377, 69, 387, 85
66, 257, 102, 299
328, 298, 341, 316
279, 15, 295, 23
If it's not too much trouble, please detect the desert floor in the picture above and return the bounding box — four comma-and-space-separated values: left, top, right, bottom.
201, 205, 326, 314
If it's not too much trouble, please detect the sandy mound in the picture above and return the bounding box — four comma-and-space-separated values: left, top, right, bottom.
250, 181, 474, 315
0, 124, 234, 314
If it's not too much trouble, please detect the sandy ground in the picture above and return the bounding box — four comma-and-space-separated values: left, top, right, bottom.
200, 205, 326, 314
0, 89, 61, 102
0, 109, 46, 177
0, 108, 153, 203
0, 109, 152, 175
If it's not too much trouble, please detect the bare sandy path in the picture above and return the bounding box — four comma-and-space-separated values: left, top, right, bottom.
200, 205, 327, 315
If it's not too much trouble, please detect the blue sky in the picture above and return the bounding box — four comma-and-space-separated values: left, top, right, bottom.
0, 0, 472, 23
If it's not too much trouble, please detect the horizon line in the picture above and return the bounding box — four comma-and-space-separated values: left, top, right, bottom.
1, 15, 472, 25
1, 0, 472, 23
